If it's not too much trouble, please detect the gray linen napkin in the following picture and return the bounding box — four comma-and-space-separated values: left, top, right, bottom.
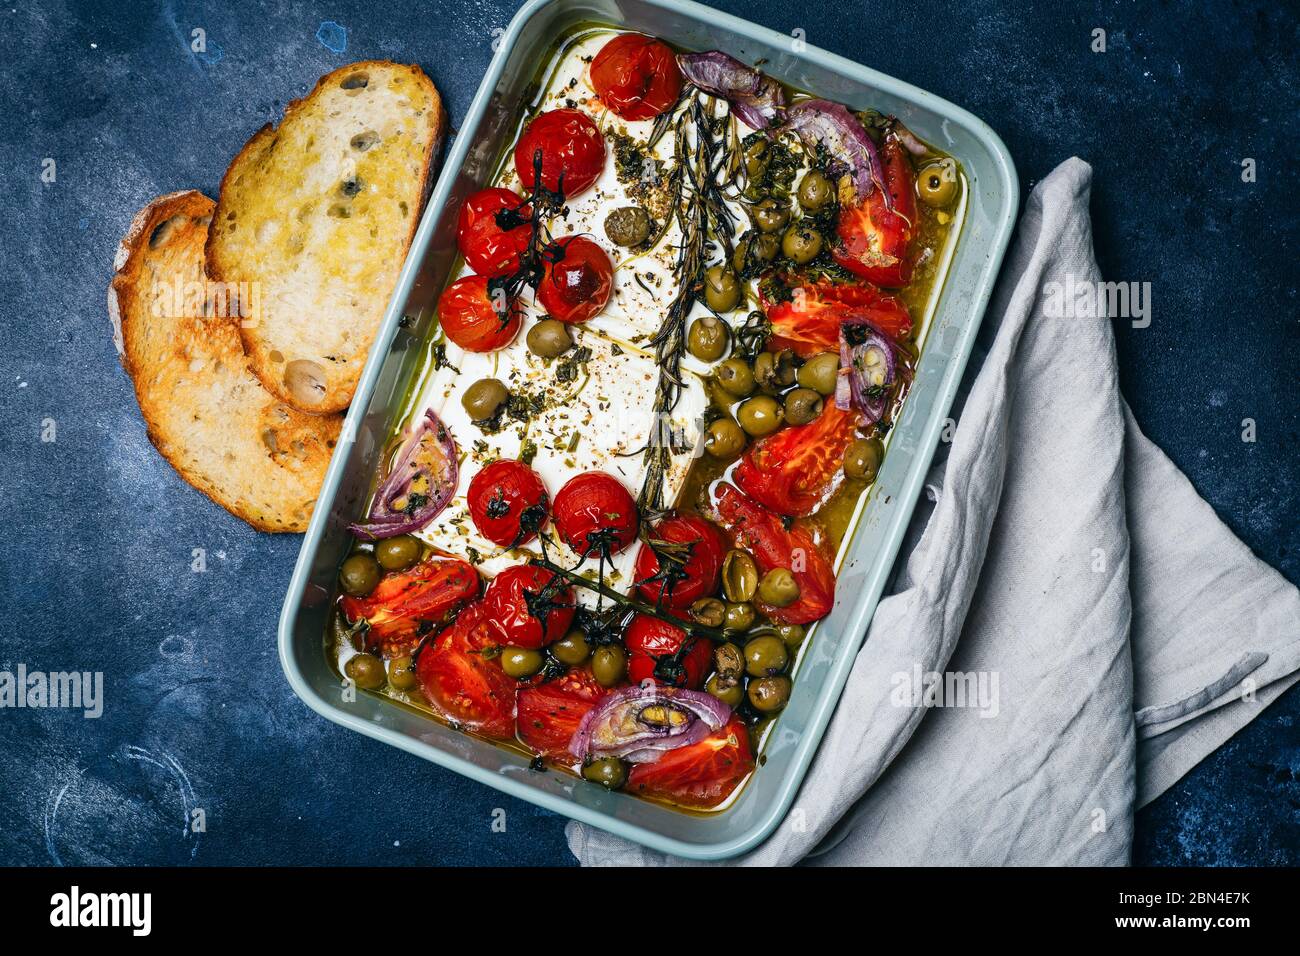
566, 158, 1300, 866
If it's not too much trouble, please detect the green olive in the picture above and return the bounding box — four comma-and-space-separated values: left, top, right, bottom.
582, 756, 628, 789
752, 199, 790, 234
461, 377, 509, 421
591, 645, 627, 688
844, 437, 884, 481
736, 395, 783, 437
713, 643, 746, 682
797, 170, 834, 211
733, 232, 780, 273
722, 549, 759, 603
798, 351, 840, 395
782, 387, 823, 426
743, 138, 770, 179
689, 597, 726, 629
374, 534, 422, 572
705, 674, 745, 707
704, 418, 746, 460
757, 567, 800, 608
703, 266, 741, 313
551, 631, 591, 666
715, 357, 756, 397
754, 349, 797, 393
724, 602, 756, 632
688, 314, 730, 360
388, 654, 419, 692
345, 652, 386, 690
917, 159, 958, 208
744, 634, 789, 677
776, 623, 806, 648
500, 646, 544, 679
526, 318, 573, 358
339, 553, 381, 597
782, 224, 823, 264
604, 205, 652, 247
748, 675, 792, 713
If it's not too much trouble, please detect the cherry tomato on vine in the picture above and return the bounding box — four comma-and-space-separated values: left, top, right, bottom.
589, 33, 683, 121
416, 603, 516, 739
514, 109, 607, 197
552, 471, 640, 558
456, 187, 532, 278
624, 613, 713, 690
437, 275, 521, 352
537, 236, 613, 324
481, 564, 576, 649
634, 513, 726, 609
467, 459, 549, 548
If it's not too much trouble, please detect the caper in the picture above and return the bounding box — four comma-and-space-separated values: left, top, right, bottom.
753, 349, 796, 394
748, 675, 792, 713
722, 549, 759, 603
797, 170, 834, 211
500, 646, 544, 679
743, 138, 769, 179
582, 756, 628, 789
744, 634, 789, 677
782, 224, 823, 264
344, 652, 386, 690
374, 534, 422, 572
704, 418, 746, 460
753, 199, 790, 233
689, 597, 726, 629
461, 377, 509, 421
733, 232, 780, 273
703, 266, 741, 313
604, 205, 652, 247
551, 631, 591, 665
776, 623, 806, 648
714, 643, 746, 682
388, 654, 419, 692
339, 553, 381, 597
736, 395, 783, 437
715, 358, 756, 397
526, 318, 573, 358
705, 674, 745, 707
797, 351, 840, 395
724, 602, 756, 632
591, 645, 627, 688
917, 159, 958, 208
782, 387, 823, 426
688, 315, 729, 361
844, 437, 884, 481
757, 567, 800, 608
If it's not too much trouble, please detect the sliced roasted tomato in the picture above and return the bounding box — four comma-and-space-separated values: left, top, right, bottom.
537, 236, 613, 324
832, 134, 917, 288
481, 564, 576, 649
514, 108, 606, 197
340, 558, 480, 657
712, 483, 835, 625
416, 603, 516, 739
624, 613, 712, 690
626, 715, 754, 809
761, 279, 912, 356
437, 274, 521, 352
456, 187, 532, 278
467, 459, 549, 548
552, 471, 640, 558
733, 402, 862, 517
634, 513, 726, 610
589, 33, 683, 121
516, 666, 605, 759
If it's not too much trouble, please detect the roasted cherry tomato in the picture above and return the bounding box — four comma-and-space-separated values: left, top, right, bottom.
712, 482, 835, 625
634, 513, 726, 609
833, 133, 917, 287
481, 564, 576, 649
456, 187, 532, 278
467, 459, 549, 548
415, 603, 516, 739
437, 274, 521, 352
552, 471, 640, 558
340, 558, 480, 658
589, 33, 683, 121
537, 236, 613, 324
733, 403, 863, 517
516, 665, 606, 758
762, 280, 912, 356
624, 613, 712, 689
626, 715, 754, 809
514, 108, 606, 198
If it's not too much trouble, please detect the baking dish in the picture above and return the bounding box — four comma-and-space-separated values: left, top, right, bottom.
279, 0, 1017, 859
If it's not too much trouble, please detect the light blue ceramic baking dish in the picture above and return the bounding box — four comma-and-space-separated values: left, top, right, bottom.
279, 0, 1017, 860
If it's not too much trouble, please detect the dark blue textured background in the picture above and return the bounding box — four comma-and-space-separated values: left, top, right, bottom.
0, 0, 1295, 866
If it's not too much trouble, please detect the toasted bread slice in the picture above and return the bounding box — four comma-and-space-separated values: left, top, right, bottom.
110, 191, 343, 532
205, 61, 445, 413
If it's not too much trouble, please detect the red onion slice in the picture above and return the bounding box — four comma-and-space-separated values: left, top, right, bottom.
836, 318, 900, 423
677, 51, 786, 130
787, 100, 888, 206
569, 682, 731, 764
350, 409, 458, 540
